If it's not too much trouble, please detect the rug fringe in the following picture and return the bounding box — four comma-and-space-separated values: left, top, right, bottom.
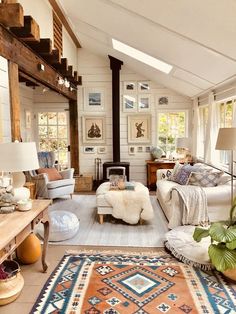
164, 241, 214, 271
65, 248, 168, 256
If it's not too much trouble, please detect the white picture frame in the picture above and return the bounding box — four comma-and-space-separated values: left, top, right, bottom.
158, 96, 169, 105
138, 94, 151, 112
123, 95, 137, 112
25, 110, 31, 129
137, 146, 143, 153
128, 114, 151, 144
97, 146, 107, 154
123, 81, 136, 93
82, 116, 106, 144
83, 146, 96, 153
138, 81, 150, 92
145, 146, 151, 153
128, 146, 135, 155
84, 88, 105, 111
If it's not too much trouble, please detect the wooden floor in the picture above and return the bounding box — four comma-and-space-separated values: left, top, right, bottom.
1, 245, 163, 313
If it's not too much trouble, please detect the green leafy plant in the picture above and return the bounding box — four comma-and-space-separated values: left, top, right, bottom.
193, 197, 236, 272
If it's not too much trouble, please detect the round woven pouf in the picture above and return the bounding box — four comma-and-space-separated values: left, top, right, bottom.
165, 225, 213, 270
37, 210, 79, 242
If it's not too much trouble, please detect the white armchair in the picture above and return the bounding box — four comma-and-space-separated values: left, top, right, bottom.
26, 152, 75, 199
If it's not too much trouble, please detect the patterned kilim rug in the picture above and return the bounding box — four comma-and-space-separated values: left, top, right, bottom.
30, 250, 236, 314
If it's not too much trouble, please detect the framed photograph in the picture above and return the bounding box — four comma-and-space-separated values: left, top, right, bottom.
82, 116, 106, 144
25, 110, 31, 129
145, 146, 151, 153
84, 88, 105, 111
138, 81, 150, 92
98, 146, 107, 154
123, 95, 137, 112
158, 96, 169, 105
137, 146, 143, 153
128, 114, 151, 144
138, 95, 151, 112
84, 146, 96, 153
123, 81, 136, 93
128, 146, 135, 155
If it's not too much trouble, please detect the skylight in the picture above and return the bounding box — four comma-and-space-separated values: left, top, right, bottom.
112, 39, 173, 74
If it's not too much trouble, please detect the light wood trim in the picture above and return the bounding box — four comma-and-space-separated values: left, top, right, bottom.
8, 61, 21, 141
48, 0, 81, 48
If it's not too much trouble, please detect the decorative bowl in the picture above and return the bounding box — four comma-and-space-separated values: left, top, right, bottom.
17, 199, 32, 211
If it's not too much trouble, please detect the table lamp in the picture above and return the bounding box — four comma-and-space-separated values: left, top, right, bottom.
0, 142, 39, 205
176, 137, 190, 161
215, 128, 236, 206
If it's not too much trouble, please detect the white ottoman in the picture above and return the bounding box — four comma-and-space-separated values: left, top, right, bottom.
38, 210, 79, 242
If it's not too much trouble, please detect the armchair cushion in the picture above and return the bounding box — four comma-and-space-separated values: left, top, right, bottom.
37, 168, 62, 181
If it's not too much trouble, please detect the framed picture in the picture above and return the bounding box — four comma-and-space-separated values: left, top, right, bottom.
98, 146, 107, 154
137, 146, 143, 153
123, 95, 137, 112
128, 114, 151, 144
128, 146, 135, 155
82, 116, 106, 144
123, 81, 136, 93
145, 146, 151, 153
84, 88, 105, 111
25, 110, 31, 128
138, 81, 150, 92
84, 146, 96, 153
138, 95, 151, 112
158, 96, 169, 105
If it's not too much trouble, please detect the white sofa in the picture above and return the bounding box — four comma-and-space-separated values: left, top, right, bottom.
156, 163, 233, 228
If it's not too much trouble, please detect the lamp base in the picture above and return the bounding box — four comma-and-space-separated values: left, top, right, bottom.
12, 172, 26, 188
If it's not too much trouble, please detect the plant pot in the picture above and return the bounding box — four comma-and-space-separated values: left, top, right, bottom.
0, 260, 24, 305
223, 268, 236, 282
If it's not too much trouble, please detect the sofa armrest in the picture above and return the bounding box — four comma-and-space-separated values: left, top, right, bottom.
156, 169, 173, 181
59, 168, 74, 179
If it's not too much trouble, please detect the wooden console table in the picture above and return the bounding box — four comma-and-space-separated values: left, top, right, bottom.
0, 199, 51, 272
146, 160, 176, 190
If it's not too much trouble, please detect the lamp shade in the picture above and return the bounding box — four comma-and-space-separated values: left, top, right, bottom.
0, 142, 39, 172
176, 137, 190, 149
215, 128, 236, 150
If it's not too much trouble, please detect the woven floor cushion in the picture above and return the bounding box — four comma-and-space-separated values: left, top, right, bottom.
37, 210, 79, 242
165, 225, 213, 270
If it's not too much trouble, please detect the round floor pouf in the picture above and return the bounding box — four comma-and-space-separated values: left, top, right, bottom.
38, 210, 79, 242
165, 225, 213, 270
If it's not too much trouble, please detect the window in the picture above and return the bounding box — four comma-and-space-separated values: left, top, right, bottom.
217, 99, 234, 165
157, 111, 187, 155
37, 111, 69, 168
199, 106, 209, 159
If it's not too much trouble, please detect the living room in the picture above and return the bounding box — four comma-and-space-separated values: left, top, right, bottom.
0, 0, 236, 313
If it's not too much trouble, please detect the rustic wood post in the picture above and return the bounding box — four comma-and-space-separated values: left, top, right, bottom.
69, 100, 79, 174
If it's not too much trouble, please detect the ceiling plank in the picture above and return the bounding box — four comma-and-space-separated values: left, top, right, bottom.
0, 3, 24, 27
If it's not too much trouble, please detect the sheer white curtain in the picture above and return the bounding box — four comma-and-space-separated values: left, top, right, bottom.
192, 98, 200, 158
204, 92, 220, 164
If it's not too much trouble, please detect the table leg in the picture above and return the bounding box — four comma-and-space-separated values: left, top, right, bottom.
41, 218, 50, 272
99, 214, 104, 224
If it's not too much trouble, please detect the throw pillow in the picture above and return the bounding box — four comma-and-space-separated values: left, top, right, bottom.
37, 168, 62, 181
173, 164, 203, 185
187, 170, 224, 187
168, 162, 183, 182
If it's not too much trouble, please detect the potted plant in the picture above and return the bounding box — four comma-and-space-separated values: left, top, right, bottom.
193, 197, 236, 280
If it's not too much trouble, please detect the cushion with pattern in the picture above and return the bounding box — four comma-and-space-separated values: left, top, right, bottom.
173, 164, 203, 185
168, 162, 183, 182
187, 170, 224, 187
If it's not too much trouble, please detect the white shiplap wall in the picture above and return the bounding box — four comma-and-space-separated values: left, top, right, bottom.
19, 84, 34, 142
0, 56, 11, 143
78, 49, 193, 185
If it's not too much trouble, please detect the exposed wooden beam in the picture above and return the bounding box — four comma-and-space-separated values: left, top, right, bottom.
27, 38, 52, 54
1, 1, 17, 3
8, 61, 21, 141
10, 16, 40, 42
0, 24, 77, 100
48, 0, 81, 48
69, 100, 79, 175
0, 3, 24, 27
43, 48, 61, 65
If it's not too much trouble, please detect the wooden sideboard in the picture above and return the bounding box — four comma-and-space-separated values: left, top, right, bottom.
0, 199, 51, 272
146, 160, 176, 190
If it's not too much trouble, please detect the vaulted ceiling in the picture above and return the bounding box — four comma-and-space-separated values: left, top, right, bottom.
58, 0, 236, 98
